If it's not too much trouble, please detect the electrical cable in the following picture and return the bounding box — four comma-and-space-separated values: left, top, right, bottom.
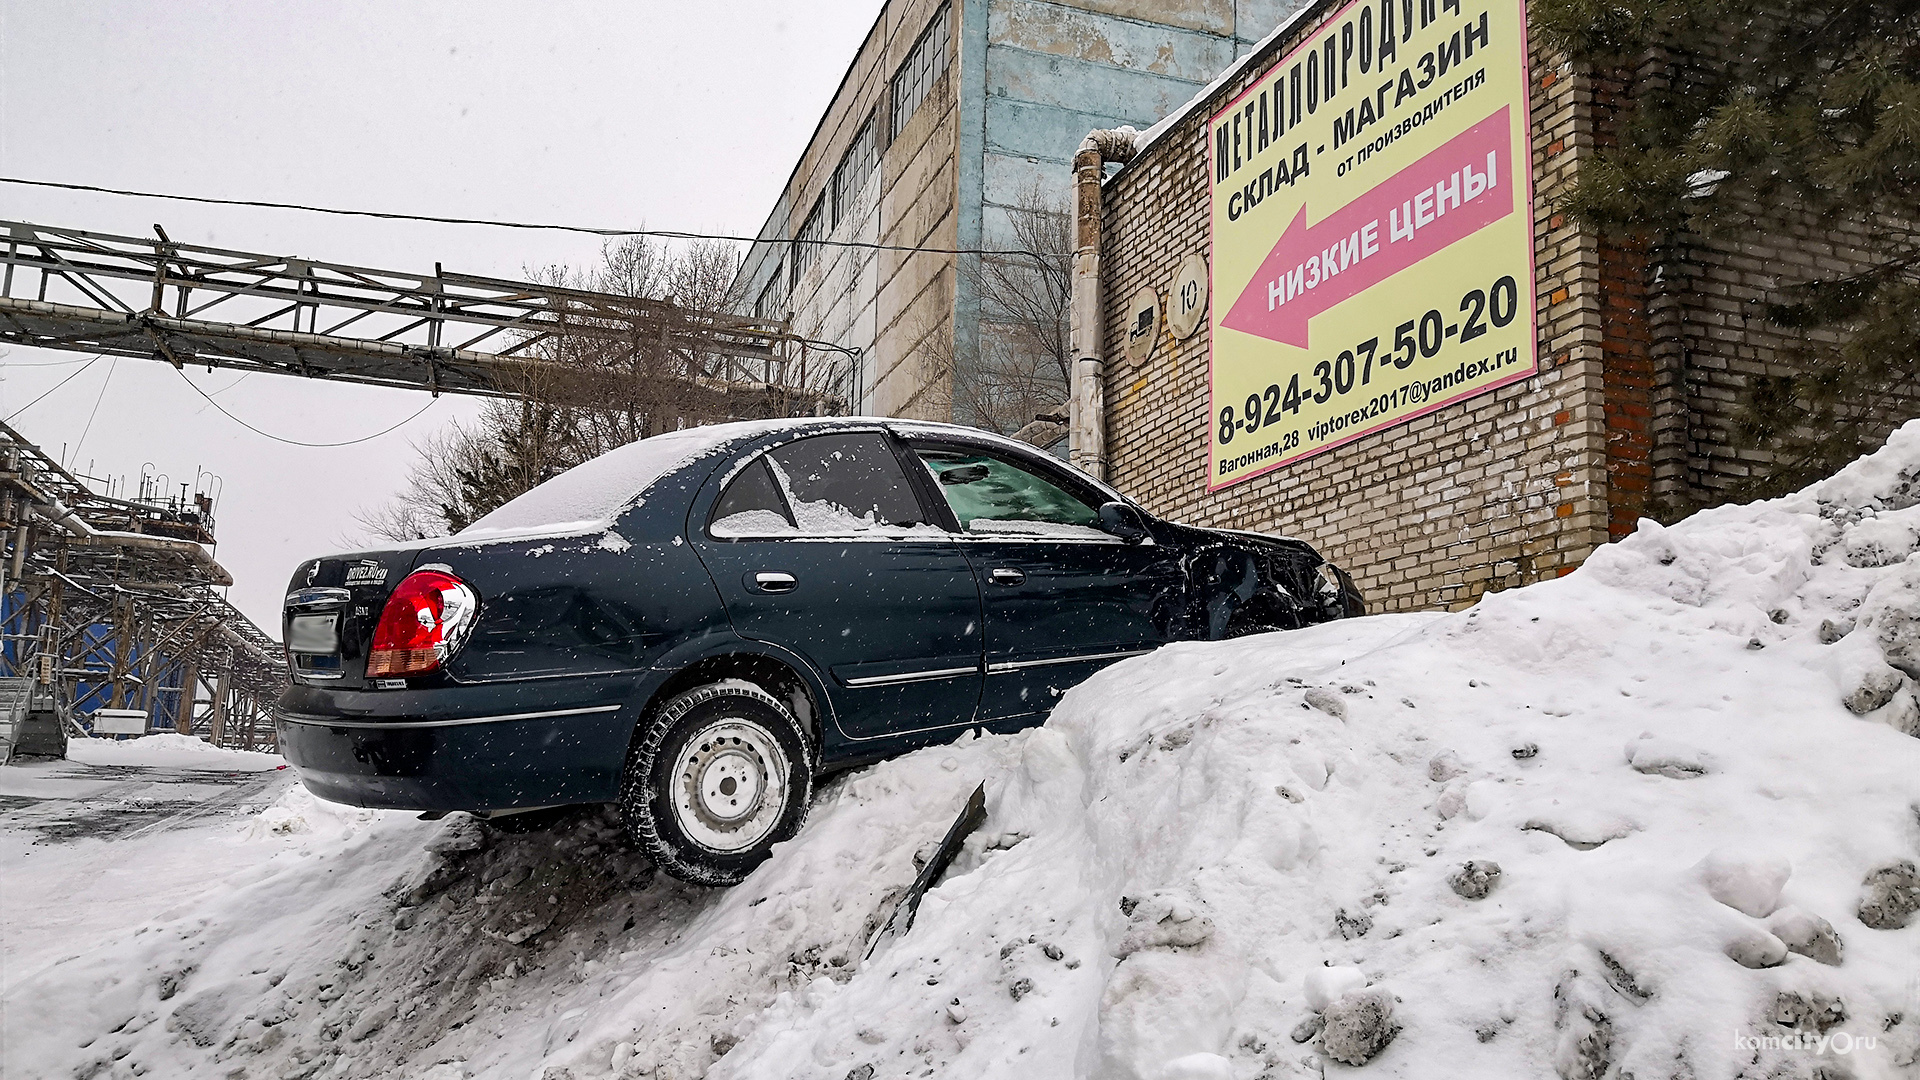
70, 355, 120, 462
0, 175, 1069, 261
174, 367, 438, 447
206, 371, 251, 397
0, 354, 106, 367
3, 353, 104, 421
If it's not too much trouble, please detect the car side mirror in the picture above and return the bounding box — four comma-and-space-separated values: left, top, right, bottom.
1097, 502, 1149, 542
938, 464, 990, 485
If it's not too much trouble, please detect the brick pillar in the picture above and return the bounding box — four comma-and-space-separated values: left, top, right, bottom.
1600, 232, 1655, 538
1588, 68, 1657, 540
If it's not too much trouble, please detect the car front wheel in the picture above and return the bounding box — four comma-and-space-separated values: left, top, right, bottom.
618, 679, 813, 887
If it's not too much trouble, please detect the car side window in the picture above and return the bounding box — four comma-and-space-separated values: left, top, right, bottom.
710, 432, 934, 539
768, 433, 931, 535
709, 457, 797, 537
916, 448, 1110, 540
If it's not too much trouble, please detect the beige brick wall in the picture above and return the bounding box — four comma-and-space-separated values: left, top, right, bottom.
1096, 16, 1614, 613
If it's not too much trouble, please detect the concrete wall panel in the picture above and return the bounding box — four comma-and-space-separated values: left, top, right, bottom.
1033, 0, 1235, 37
989, 0, 1238, 81
1234, 0, 1314, 45
984, 97, 1145, 162
982, 150, 1064, 202
986, 46, 1215, 122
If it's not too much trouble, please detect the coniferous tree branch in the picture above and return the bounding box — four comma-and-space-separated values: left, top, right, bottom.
1536, 0, 1920, 496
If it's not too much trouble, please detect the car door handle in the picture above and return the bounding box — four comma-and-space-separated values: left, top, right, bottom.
752, 571, 798, 593
989, 567, 1025, 586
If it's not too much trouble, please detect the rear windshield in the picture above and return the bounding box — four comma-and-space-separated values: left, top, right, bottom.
459, 427, 733, 538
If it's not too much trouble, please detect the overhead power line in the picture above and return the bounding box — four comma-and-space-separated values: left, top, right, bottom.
0, 354, 106, 368
70, 355, 120, 462
3, 354, 105, 422
0, 176, 1067, 261
0, 348, 434, 447
174, 368, 439, 448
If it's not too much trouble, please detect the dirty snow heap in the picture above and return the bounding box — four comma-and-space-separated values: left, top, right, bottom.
10, 424, 1920, 1080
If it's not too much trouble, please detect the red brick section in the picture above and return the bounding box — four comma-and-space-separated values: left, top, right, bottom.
1589, 69, 1656, 540
1600, 231, 1655, 538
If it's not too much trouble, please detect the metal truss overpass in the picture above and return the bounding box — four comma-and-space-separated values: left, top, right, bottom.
0, 219, 853, 412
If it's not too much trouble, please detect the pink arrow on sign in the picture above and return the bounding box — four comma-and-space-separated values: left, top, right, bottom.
1222, 105, 1516, 349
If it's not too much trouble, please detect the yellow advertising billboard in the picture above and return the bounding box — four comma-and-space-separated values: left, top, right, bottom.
1206, 0, 1536, 489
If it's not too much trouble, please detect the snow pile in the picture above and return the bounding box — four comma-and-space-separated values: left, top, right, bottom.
1, 759, 1002, 1080
689, 423, 1920, 1080
12, 425, 1920, 1079
66, 732, 286, 772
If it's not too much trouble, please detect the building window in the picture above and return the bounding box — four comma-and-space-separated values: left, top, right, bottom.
831, 113, 878, 229
790, 195, 825, 289
890, 5, 950, 140
755, 266, 787, 322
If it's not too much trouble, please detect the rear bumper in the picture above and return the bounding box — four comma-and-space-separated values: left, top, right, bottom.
276, 678, 642, 812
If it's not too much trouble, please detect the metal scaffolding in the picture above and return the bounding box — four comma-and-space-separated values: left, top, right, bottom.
0, 421, 284, 761
0, 219, 855, 414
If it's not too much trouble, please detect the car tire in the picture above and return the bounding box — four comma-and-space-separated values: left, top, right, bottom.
617, 679, 813, 887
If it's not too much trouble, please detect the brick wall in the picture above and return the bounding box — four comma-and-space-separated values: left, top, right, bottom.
1588, 67, 1656, 541
1653, 205, 1920, 514
1097, 13, 1618, 612
1096, 9, 1918, 612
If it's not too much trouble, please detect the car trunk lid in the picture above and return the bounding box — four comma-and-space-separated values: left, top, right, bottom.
283, 552, 418, 688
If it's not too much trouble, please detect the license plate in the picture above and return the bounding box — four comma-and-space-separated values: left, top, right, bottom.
287, 613, 339, 654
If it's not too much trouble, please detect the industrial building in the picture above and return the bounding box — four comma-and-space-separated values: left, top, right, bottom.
733, 0, 1307, 428
0, 420, 284, 760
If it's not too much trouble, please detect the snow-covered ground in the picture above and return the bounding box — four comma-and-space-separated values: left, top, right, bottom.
11, 427, 1920, 1080
65, 732, 289, 772
1, 739, 293, 1004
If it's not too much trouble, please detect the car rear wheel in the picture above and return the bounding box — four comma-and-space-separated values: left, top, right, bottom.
618, 679, 813, 886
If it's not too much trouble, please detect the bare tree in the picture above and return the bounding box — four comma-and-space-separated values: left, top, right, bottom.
916, 320, 1071, 443
354, 415, 532, 541
924, 181, 1073, 444
358, 234, 855, 541
977, 181, 1073, 391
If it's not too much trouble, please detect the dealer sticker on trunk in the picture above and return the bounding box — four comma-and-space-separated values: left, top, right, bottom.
344, 560, 389, 586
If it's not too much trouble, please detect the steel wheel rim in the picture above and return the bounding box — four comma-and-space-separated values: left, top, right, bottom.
669, 717, 789, 853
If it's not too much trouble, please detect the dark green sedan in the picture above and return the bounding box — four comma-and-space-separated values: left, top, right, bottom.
276, 418, 1363, 885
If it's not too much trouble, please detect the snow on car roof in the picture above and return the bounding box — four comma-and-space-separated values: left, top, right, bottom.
324, 417, 1112, 557
461, 417, 1115, 541
454, 417, 853, 540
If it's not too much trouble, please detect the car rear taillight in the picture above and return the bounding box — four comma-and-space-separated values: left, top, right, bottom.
366, 568, 478, 678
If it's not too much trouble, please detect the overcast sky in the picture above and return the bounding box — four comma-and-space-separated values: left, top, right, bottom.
0, 1, 880, 629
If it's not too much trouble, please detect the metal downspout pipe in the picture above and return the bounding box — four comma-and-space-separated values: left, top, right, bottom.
1069, 127, 1137, 482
